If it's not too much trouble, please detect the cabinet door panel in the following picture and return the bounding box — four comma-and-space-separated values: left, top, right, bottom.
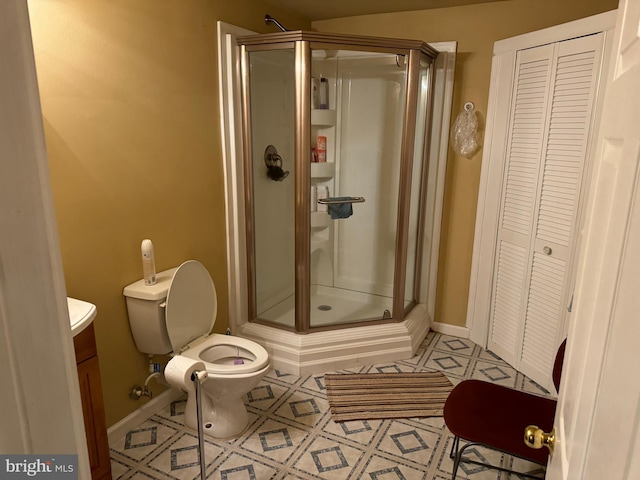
77, 356, 111, 480
521, 252, 566, 384
520, 34, 604, 388
536, 37, 603, 250
489, 240, 529, 363
489, 33, 605, 390
488, 45, 553, 364
500, 46, 553, 239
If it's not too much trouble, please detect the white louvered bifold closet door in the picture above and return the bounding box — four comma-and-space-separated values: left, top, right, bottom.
488, 33, 604, 390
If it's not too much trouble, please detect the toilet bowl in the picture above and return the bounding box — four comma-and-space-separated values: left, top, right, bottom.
123, 260, 270, 438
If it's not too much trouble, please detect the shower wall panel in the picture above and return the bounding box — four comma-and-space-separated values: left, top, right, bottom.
333, 59, 406, 298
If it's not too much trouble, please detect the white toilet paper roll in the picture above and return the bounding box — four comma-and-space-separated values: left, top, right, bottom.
164, 356, 206, 392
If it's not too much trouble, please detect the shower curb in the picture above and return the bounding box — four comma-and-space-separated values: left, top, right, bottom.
239, 306, 431, 376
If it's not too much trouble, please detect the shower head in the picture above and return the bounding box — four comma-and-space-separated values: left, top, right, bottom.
264, 14, 288, 32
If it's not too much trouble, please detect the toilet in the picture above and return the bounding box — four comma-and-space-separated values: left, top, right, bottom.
123, 260, 270, 439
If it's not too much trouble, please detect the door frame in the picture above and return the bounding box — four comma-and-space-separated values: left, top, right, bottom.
0, 1, 90, 472
467, 10, 618, 347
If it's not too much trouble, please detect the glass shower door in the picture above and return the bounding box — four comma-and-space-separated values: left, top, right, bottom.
248, 48, 297, 328
404, 56, 434, 311
309, 51, 408, 328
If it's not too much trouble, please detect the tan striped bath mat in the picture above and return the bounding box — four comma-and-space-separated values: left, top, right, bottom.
324, 371, 453, 422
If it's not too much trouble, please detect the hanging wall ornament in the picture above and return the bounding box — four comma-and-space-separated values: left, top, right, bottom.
451, 101, 480, 158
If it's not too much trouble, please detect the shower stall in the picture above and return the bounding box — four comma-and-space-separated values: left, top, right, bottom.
219, 25, 455, 374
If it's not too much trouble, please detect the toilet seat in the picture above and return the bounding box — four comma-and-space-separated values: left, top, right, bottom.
182, 334, 270, 375
165, 260, 269, 375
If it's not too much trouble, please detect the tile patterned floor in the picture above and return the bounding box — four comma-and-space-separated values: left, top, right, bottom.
109, 332, 552, 479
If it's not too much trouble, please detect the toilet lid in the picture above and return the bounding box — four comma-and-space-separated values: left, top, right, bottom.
165, 260, 217, 352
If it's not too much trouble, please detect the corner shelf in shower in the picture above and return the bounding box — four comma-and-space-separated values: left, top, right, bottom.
311, 213, 331, 249
310, 162, 335, 178
311, 109, 336, 127
311, 212, 331, 246
311, 211, 331, 229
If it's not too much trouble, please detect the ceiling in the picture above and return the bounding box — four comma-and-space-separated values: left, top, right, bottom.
265, 0, 507, 22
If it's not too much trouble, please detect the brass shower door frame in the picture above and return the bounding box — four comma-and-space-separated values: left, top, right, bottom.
238, 31, 437, 334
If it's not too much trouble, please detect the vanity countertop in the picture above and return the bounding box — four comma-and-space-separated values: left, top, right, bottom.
67, 297, 97, 337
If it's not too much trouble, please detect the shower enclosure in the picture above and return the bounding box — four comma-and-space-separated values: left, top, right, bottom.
219, 24, 455, 374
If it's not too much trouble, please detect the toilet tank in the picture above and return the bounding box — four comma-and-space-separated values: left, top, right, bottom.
123, 267, 178, 355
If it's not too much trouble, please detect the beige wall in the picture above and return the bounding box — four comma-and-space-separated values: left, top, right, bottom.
314, 0, 618, 328
28, 0, 309, 427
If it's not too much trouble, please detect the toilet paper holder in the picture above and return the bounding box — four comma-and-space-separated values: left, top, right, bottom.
191, 370, 208, 383
192, 369, 208, 479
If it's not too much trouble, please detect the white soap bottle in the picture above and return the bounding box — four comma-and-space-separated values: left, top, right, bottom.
141, 239, 156, 286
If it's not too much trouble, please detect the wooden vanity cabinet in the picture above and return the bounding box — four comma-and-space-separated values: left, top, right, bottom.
73, 323, 112, 480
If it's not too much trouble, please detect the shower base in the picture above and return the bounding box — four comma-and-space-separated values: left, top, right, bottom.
238, 292, 431, 376
258, 285, 394, 328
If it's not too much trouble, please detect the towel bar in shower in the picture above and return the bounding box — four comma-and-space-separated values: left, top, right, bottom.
317, 197, 365, 205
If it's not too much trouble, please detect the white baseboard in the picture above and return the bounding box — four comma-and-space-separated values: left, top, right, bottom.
107, 388, 183, 444
431, 321, 470, 339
